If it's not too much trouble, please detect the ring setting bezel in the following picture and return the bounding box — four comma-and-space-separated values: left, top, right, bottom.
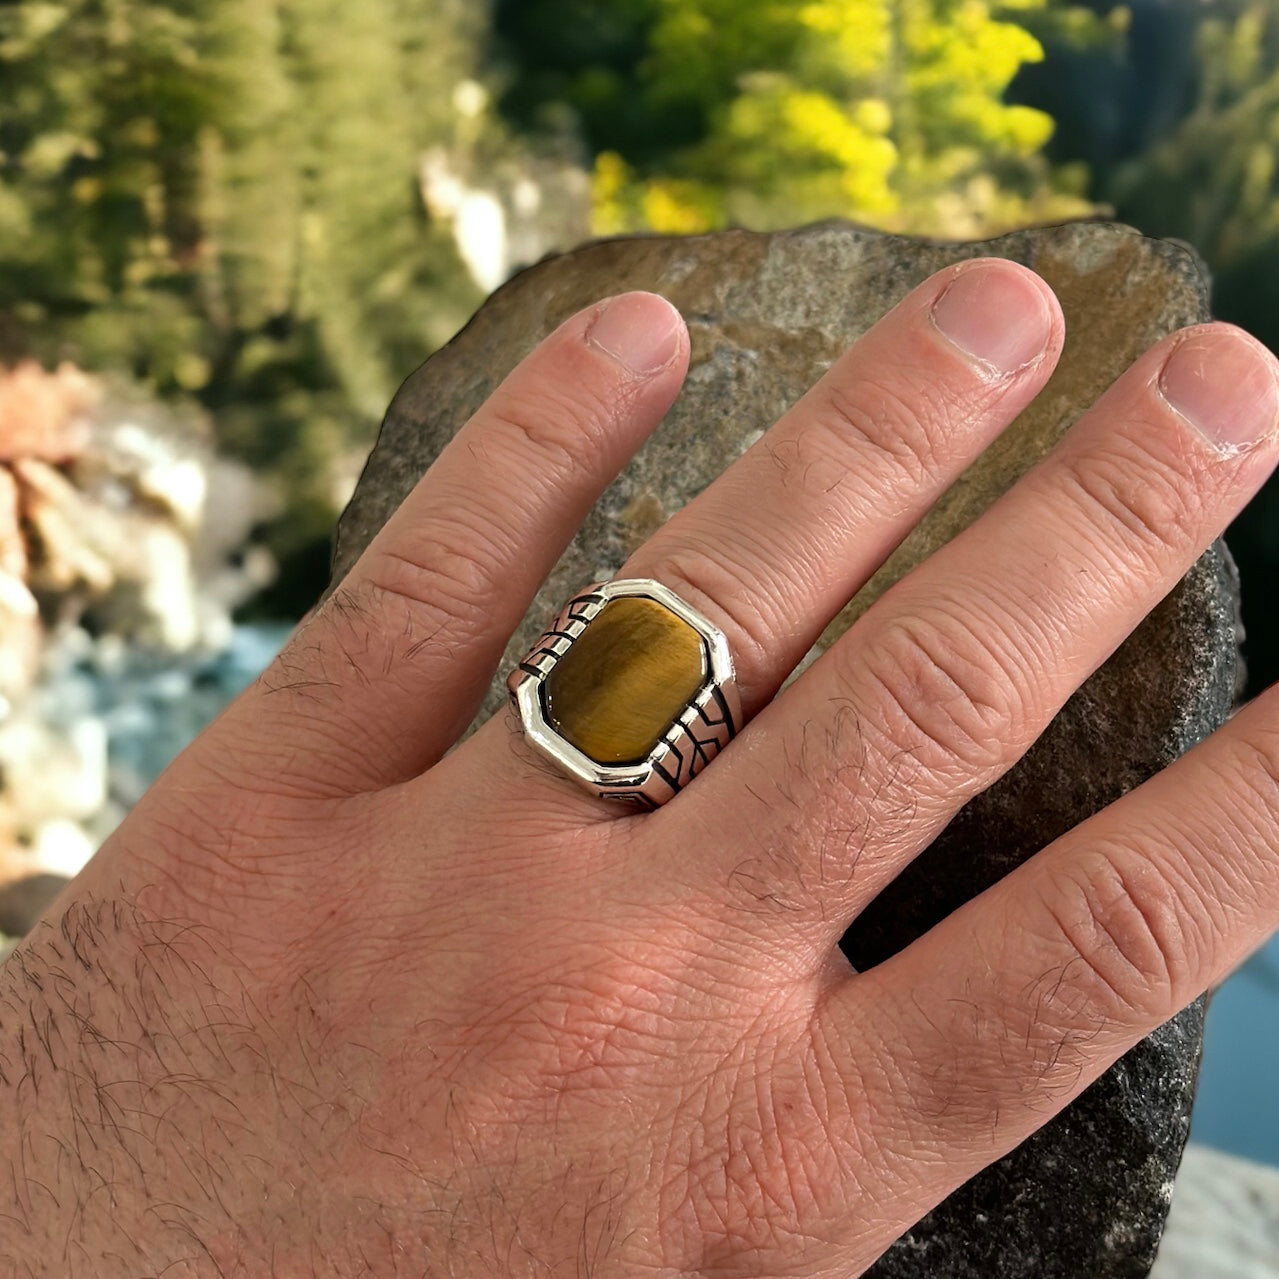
507, 577, 740, 808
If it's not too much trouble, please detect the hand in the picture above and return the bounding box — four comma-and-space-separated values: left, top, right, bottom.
4, 261, 1278, 1278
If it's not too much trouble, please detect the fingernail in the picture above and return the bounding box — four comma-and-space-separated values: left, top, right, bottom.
930, 262, 1053, 376
1158, 328, 1279, 456
586, 292, 683, 376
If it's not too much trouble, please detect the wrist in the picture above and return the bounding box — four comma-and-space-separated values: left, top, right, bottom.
0, 894, 250, 1275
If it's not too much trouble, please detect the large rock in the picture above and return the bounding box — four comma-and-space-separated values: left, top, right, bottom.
333, 222, 1239, 1277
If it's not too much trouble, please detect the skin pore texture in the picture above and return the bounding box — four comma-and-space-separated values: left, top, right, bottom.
4, 261, 1279, 1277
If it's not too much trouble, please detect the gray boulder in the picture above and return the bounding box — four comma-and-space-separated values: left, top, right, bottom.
334, 221, 1239, 1277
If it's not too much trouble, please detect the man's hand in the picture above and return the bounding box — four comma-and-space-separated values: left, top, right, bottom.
4, 263, 1279, 1277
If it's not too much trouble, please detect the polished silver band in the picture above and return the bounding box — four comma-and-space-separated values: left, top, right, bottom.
507, 578, 741, 809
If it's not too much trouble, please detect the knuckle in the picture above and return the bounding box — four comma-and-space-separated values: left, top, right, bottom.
819, 373, 947, 488
1061, 438, 1208, 574
354, 514, 502, 640
484, 376, 623, 476
858, 607, 1028, 780
858, 850, 1195, 1153
1227, 724, 1279, 814
1038, 847, 1194, 1022
851, 843, 1207, 1167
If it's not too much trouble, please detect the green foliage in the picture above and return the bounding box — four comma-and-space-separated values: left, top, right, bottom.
0, 0, 486, 599
1108, 1, 1279, 309
0, 0, 1120, 614
497, 0, 1106, 237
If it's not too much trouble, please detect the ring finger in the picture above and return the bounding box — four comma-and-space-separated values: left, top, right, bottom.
466, 259, 1063, 809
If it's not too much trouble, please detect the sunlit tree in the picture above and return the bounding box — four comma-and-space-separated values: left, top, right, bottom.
497, 0, 1108, 237
0, 0, 486, 606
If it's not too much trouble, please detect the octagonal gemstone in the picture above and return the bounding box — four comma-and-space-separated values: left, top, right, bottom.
545, 595, 707, 765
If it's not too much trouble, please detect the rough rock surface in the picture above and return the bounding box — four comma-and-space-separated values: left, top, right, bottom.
333, 222, 1239, 1277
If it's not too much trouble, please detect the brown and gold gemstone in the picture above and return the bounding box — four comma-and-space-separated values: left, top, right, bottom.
544, 595, 707, 765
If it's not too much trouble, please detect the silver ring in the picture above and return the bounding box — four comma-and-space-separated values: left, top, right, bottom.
507, 578, 741, 809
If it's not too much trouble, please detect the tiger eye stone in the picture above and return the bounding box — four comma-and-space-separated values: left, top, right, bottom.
545, 596, 707, 765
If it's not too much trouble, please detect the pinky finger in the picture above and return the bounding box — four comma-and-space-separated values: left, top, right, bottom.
811, 686, 1279, 1250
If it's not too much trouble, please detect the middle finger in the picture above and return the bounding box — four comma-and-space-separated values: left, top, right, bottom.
682, 321, 1279, 946
461, 259, 1058, 818
615, 258, 1061, 715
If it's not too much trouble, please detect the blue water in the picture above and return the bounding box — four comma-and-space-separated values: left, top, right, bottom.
99, 623, 295, 809
1190, 931, 1279, 1167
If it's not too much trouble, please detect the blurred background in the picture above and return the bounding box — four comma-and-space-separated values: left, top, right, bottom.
0, 0, 1277, 1175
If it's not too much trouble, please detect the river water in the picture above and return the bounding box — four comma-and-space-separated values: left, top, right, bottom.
1192, 934, 1279, 1166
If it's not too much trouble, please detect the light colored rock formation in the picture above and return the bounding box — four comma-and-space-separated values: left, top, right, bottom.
0, 361, 94, 462
1152, 1144, 1279, 1277
419, 81, 591, 295
0, 362, 275, 906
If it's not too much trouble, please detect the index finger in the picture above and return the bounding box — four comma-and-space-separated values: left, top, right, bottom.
193, 293, 689, 797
